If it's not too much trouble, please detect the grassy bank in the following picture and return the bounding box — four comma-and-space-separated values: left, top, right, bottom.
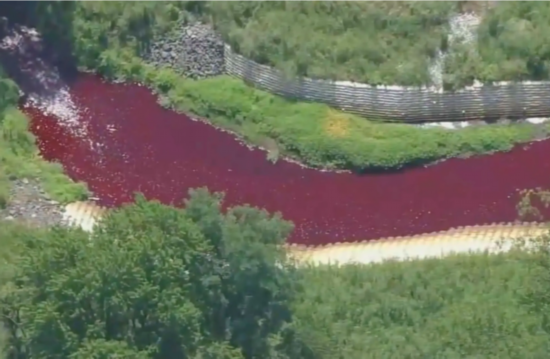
0, 67, 88, 208
90, 48, 543, 172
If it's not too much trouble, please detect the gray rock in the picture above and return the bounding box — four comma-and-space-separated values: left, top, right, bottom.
142, 19, 225, 79
0, 179, 65, 227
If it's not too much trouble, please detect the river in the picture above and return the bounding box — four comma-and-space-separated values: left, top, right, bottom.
19, 73, 550, 245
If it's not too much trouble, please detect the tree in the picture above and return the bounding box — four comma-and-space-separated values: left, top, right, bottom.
0, 188, 303, 358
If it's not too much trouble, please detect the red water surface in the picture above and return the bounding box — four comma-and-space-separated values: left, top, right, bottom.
21, 74, 550, 245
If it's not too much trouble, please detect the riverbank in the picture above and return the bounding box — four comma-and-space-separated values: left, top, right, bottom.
0, 104, 88, 219
0, 44, 87, 214
88, 46, 547, 172
0, 103, 88, 206
65, 6, 548, 171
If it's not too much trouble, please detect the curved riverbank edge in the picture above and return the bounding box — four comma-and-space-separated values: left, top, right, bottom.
87, 48, 550, 173
64, 200, 549, 264
0, 105, 88, 214
0, 105, 89, 221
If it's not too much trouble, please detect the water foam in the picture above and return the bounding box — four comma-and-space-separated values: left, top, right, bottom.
0, 25, 89, 140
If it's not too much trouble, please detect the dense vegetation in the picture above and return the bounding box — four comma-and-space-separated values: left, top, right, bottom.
0, 189, 305, 358
209, 1, 550, 89
208, 1, 457, 87
1, 189, 550, 358
12, 1, 550, 91
445, 2, 550, 88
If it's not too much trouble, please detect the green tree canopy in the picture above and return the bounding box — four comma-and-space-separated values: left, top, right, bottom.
0, 188, 304, 358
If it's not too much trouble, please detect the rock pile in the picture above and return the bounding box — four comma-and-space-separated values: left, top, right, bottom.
144, 22, 225, 79
1, 178, 66, 228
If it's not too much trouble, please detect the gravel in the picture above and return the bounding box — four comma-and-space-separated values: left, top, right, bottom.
1, 179, 66, 228
142, 20, 225, 79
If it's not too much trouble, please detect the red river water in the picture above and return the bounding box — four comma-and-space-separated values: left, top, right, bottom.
21, 74, 550, 246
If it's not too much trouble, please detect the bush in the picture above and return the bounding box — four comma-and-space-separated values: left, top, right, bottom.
27, 1, 550, 90
208, 1, 458, 86
293, 250, 548, 358
207, 1, 550, 89
71, 1, 186, 69
444, 2, 550, 87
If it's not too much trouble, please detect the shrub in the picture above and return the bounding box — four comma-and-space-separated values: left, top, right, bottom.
444, 2, 550, 87
208, 1, 458, 86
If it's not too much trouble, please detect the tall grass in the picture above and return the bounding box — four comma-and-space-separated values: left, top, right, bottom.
208, 1, 458, 86
445, 2, 550, 88
293, 249, 549, 358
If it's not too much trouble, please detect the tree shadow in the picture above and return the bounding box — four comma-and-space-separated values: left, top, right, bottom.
0, 2, 78, 99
